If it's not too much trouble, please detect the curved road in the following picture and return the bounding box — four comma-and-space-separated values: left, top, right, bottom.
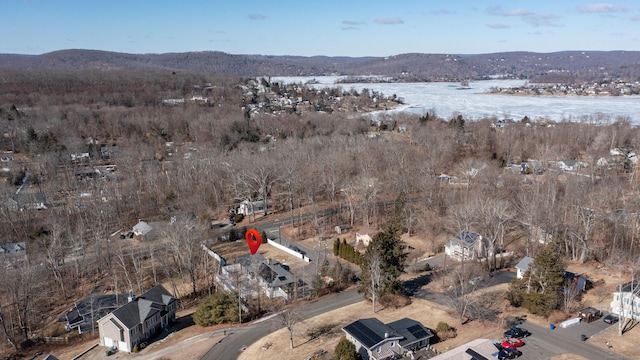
200, 289, 362, 360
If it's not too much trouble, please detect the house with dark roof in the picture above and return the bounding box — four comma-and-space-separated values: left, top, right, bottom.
64, 293, 129, 334
342, 317, 433, 360
97, 285, 177, 352
4, 192, 47, 211
445, 230, 491, 261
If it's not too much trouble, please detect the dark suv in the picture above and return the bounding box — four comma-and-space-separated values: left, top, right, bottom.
504, 326, 531, 339
494, 342, 522, 359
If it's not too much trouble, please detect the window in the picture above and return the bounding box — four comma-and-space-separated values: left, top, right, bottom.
377, 346, 381, 353
391, 342, 395, 347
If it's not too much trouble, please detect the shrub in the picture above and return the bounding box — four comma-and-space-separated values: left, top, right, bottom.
233, 213, 244, 224
133, 344, 139, 353
436, 321, 452, 333
435, 322, 457, 341
379, 293, 411, 308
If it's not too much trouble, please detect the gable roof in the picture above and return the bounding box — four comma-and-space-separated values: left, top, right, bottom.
515, 256, 534, 271
450, 230, 482, 247
102, 285, 175, 330
386, 318, 434, 348
342, 318, 401, 349
257, 262, 296, 287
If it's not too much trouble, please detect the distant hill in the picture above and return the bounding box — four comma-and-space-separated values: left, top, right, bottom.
1, 49, 639, 82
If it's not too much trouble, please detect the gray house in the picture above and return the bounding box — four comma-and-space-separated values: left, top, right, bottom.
4, 193, 47, 211
97, 285, 177, 352
342, 318, 433, 360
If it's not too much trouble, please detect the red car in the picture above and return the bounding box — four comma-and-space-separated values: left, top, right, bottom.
502, 338, 524, 349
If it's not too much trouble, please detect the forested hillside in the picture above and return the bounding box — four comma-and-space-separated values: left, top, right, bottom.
1, 49, 640, 83
1, 67, 640, 357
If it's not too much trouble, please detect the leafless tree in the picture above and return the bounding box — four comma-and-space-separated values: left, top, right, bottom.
277, 308, 301, 349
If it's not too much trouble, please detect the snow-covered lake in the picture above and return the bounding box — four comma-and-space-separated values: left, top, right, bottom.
273, 76, 640, 124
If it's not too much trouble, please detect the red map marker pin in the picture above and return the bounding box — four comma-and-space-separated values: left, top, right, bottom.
245, 228, 262, 255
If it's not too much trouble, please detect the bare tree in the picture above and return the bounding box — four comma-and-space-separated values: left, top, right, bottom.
277, 309, 301, 349
366, 248, 383, 313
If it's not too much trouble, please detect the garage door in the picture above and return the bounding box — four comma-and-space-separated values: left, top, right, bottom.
118, 340, 129, 352
104, 337, 113, 348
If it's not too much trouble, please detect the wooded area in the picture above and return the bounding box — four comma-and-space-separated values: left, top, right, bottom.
1, 68, 640, 356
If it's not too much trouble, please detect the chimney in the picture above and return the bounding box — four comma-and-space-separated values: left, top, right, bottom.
384, 332, 389, 338
127, 290, 136, 303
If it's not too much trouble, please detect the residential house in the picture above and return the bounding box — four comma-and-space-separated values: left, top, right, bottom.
4, 192, 47, 211
0, 242, 27, 268
237, 199, 272, 216
515, 256, 588, 291
97, 285, 177, 352
65, 293, 128, 334
342, 317, 433, 360
132, 220, 164, 241
611, 282, 640, 321
515, 256, 534, 279
445, 230, 491, 261
356, 232, 373, 246
217, 253, 298, 300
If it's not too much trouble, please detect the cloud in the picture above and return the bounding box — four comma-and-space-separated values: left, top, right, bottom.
487, 6, 561, 27
374, 17, 404, 25
632, 15, 640, 21
428, 9, 455, 15
487, 23, 509, 29
248, 13, 266, 20
577, 3, 628, 13
342, 20, 364, 26
341, 26, 358, 31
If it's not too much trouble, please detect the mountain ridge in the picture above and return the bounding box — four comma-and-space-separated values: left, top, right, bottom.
1, 49, 639, 82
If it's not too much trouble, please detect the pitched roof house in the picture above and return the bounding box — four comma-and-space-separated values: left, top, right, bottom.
515, 256, 534, 279
610, 281, 640, 321
97, 285, 177, 352
445, 230, 491, 261
342, 318, 433, 360
4, 192, 47, 211
0, 242, 27, 266
217, 253, 298, 300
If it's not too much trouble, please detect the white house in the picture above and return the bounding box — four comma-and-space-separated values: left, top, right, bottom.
356, 233, 373, 246
610, 282, 640, 321
237, 200, 272, 216
515, 256, 534, 279
445, 231, 491, 261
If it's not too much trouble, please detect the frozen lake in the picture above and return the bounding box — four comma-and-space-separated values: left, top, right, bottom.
273, 76, 640, 124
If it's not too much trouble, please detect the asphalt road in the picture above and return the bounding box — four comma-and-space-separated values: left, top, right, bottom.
200, 289, 362, 360
511, 321, 627, 360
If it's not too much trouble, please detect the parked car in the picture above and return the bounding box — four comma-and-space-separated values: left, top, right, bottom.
497, 348, 522, 359
289, 245, 306, 256
603, 314, 619, 324
493, 342, 522, 360
504, 326, 531, 339
502, 338, 524, 349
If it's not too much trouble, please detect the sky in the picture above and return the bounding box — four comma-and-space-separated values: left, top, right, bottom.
2, 0, 640, 57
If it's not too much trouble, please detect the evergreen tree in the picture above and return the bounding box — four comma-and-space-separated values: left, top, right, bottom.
359, 193, 408, 297
508, 246, 565, 316
193, 292, 240, 326
333, 238, 340, 256
335, 336, 360, 360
